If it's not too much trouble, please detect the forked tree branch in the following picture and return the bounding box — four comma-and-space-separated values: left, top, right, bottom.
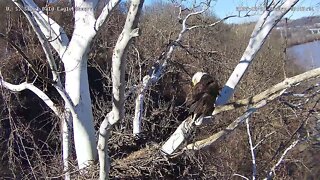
246, 117, 257, 180
215, 0, 299, 105
7, 2, 74, 175
11, 0, 77, 116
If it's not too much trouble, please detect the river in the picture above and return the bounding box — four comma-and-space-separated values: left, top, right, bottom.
288, 40, 320, 70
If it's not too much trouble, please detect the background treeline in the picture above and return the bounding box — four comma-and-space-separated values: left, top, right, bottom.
0, 0, 318, 179
277, 16, 320, 46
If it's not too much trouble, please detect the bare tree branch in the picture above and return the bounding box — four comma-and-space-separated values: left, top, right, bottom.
0, 33, 56, 85
10, 2, 78, 174
188, 15, 237, 31
185, 89, 285, 150
95, 0, 121, 31
214, 66, 320, 115
253, 131, 276, 150
233, 173, 250, 180
264, 140, 299, 180
12, 0, 61, 83
0, 79, 59, 115
246, 117, 257, 180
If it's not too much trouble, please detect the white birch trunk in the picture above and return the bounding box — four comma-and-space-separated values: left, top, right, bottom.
133, 75, 152, 135
97, 0, 144, 179
61, 113, 71, 180
59, 0, 120, 169
97, 114, 111, 180
10, 1, 73, 175
63, 28, 98, 169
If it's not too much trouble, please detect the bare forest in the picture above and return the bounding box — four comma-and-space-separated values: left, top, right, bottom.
0, 0, 319, 179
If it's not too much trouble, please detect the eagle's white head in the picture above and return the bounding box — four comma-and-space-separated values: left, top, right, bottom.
192, 72, 207, 86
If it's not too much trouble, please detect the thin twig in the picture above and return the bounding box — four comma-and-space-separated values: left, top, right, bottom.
265, 140, 299, 180
233, 173, 249, 180
253, 131, 276, 150
246, 117, 257, 180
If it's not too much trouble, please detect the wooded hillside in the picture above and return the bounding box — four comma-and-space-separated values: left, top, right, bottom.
0, 0, 319, 179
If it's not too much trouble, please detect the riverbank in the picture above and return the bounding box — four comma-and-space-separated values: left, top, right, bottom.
287, 33, 320, 48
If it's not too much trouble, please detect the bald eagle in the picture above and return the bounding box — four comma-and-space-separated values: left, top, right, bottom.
186, 72, 220, 123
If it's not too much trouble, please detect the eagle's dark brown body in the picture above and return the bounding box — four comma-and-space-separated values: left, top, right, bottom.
187, 74, 220, 120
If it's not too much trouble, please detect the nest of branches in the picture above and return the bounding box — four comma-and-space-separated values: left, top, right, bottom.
110, 144, 208, 179
97, 128, 206, 179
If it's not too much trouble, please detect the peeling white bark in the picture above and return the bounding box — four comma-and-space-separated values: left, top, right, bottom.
62, 10, 98, 169
133, 75, 152, 135
161, 116, 195, 154
132, 61, 168, 135
161, 0, 299, 155
98, 0, 144, 178
61, 111, 71, 180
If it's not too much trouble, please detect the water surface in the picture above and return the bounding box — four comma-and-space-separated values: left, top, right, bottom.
288, 41, 320, 70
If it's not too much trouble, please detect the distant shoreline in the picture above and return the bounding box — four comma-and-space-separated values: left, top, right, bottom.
287, 34, 320, 48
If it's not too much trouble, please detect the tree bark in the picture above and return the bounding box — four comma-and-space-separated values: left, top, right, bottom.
63, 29, 98, 168
98, 0, 144, 179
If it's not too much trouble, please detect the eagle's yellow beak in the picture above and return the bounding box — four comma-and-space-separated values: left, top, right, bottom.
192, 79, 196, 86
